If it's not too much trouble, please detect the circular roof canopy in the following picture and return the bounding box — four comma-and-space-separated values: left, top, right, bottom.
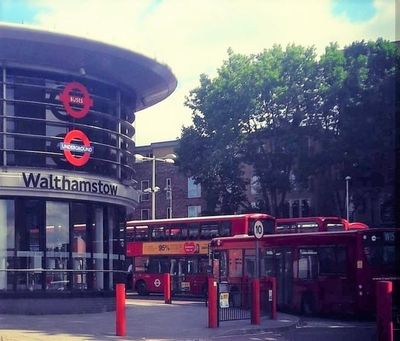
0, 24, 177, 112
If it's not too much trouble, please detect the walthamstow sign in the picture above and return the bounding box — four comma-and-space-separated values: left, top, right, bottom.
0, 171, 139, 207
22, 172, 117, 196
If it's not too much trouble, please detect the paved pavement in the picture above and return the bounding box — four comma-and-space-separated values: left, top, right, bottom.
0, 298, 299, 341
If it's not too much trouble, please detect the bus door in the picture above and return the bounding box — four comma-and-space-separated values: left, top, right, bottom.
170, 258, 187, 293
275, 248, 293, 309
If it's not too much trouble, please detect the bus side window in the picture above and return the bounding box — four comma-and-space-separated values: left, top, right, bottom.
135, 226, 149, 241
264, 249, 275, 276
200, 223, 218, 239
319, 246, 347, 274
188, 223, 199, 240
151, 226, 166, 241
147, 259, 160, 273
298, 249, 318, 280
220, 221, 231, 237
244, 249, 255, 278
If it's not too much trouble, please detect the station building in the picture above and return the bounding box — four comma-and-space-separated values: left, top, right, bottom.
0, 24, 176, 313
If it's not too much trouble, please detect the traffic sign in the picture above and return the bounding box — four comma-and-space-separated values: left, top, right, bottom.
254, 220, 264, 239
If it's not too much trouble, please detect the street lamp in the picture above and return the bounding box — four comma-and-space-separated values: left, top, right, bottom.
134, 153, 177, 219
345, 176, 351, 222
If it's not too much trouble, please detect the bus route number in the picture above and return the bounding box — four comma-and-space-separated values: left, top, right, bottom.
254, 221, 264, 239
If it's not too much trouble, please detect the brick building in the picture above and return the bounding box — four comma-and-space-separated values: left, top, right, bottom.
132, 140, 312, 220
131, 140, 205, 220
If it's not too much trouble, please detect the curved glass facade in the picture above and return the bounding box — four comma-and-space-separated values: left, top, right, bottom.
0, 26, 176, 309
1, 67, 136, 181
0, 198, 125, 293
0, 67, 134, 295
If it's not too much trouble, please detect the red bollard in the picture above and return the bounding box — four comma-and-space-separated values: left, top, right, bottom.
270, 277, 277, 320
115, 283, 126, 337
251, 279, 260, 325
164, 273, 171, 304
208, 277, 218, 328
376, 281, 393, 341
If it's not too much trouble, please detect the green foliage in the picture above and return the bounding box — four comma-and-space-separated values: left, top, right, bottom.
177, 39, 398, 220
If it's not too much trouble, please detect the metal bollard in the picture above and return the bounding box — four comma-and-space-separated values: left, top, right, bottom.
376, 281, 393, 341
164, 273, 171, 304
251, 278, 260, 325
208, 277, 218, 328
116, 283, 126, 337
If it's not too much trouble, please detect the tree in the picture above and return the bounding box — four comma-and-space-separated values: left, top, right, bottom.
177, 39, 398, 224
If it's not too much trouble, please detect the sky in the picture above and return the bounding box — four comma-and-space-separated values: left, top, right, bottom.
0, 0, 396, 146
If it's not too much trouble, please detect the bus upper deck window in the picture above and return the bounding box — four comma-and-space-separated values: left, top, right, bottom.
188, 224, 199, 239
168, 226, 182, 240
200, 223, 218, 239
135, 226, 149, 241
220, 221, 231, 237
151, 226, 166, 240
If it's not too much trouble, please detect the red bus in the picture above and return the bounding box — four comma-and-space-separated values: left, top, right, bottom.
126, 213, 276, 296
276, 216, 368, 233
210, 227, 398, 316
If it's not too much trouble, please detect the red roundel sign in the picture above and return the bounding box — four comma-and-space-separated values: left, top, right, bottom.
183, 242, 196, 254
60, 130, 93, 167
59, 82, 93, 119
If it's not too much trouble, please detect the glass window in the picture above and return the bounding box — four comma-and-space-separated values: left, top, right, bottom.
188, 177, 201, 198
71, 202, 89, 290
141, 180, 150, 201
244, 249, 255, 278
141, 209, 150, 221
135, 225, 149, 241
93, 206, 104, 290
188, 205, 201, 217
0, 200, 15, 291
220, 221, 231, 237
151, 226, 166, 240
228, 249, 243, 277
264, 249, 276, 277
188, 224, 199, 239
200, 223, 218, 239
15, 199, 44, 291
298, 248, 318, 280
46, 201, 69, 291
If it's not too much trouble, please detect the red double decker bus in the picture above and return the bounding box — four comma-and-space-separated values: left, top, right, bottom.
126, 213, 275, 296
275, 216, 368, 233
210, 227, 398, 316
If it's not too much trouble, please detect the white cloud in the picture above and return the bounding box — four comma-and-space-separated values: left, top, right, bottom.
31, 0, 395, 145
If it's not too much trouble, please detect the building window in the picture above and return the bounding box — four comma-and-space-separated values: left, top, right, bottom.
188, 206, 201, 217
188, 177, 201, 198
250, 175, 260, 195
291, 200, 300, 218
141, 209, 150, 220
301, 199, 310, 217
141, 180, 150, 201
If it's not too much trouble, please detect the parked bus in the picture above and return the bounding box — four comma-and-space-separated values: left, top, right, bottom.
210, 227, 398, 316
126, 213, 276, 296
275, 216, 368, 233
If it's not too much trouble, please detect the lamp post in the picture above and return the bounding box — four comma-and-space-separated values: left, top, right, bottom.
345, 176, 351, 222
134, 153, 176, 220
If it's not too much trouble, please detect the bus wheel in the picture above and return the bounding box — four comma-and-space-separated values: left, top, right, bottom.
136, 281, 148, 296
301, 293, 315, 315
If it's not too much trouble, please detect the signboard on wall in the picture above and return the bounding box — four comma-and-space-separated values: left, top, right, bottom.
59, 82, 94, 167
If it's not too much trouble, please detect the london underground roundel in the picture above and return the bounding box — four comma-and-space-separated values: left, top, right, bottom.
60, 130, 94, 167
59, 82, 93, 119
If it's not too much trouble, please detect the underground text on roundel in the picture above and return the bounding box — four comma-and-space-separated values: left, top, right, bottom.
22, 172, 118, 196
